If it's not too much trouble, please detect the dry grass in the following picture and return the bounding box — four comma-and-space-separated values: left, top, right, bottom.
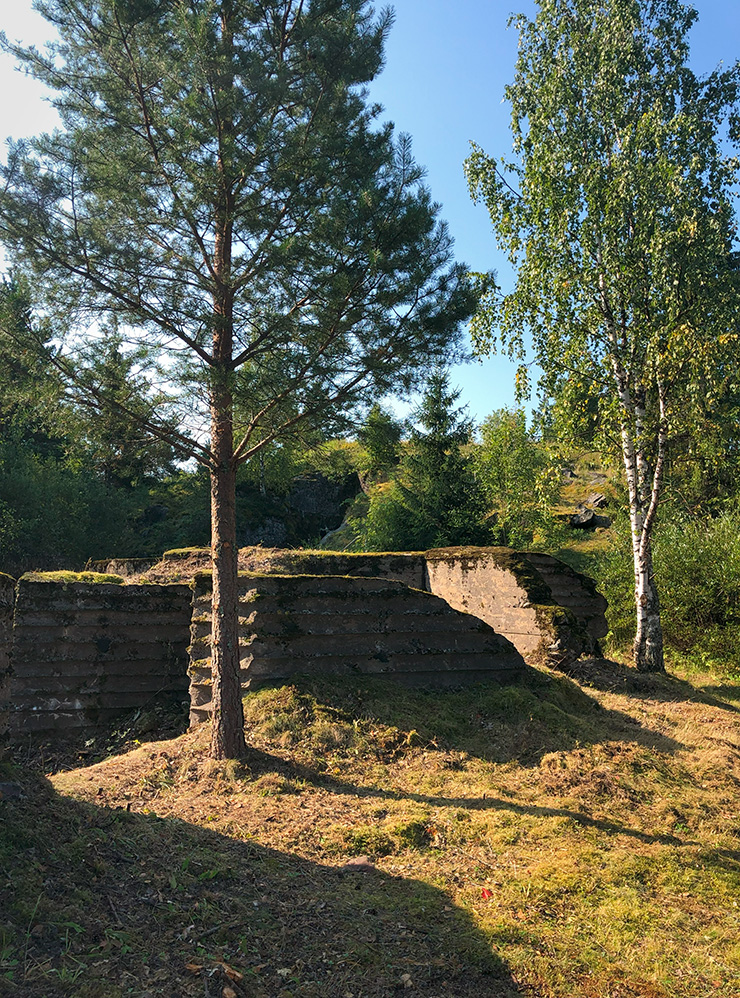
2, 661, 740, 997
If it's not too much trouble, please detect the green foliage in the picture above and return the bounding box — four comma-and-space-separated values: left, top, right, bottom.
466, 0, 740, 379
0, 0, 476, 470
0, 427, 143, 574
656, 513, 740, 659
73, 331, 180, 489
475, 408, 560, 548
0, 277, 69, 446
138, 468, 212, 554
589, 519, 637, 650
0, 278, 207, 573
357, 405, 403, 477
465, 0, 740, 670
359, 481, 426, 552
587, 509, 740, 669
237, 440, 309, 497
359, 372, 490, 551
303, 440, 364, 485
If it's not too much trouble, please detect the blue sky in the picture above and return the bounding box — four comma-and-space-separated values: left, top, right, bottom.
1, 0, 739, 424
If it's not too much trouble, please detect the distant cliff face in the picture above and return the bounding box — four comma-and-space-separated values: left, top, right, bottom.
239, 471, 362, 548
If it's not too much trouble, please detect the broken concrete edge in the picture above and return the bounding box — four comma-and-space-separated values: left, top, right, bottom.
86, 557, 160, 575
163, 546, 427, 560
97, 546, 429, 576
190, 569, 425, 584
425, 547, 557, 606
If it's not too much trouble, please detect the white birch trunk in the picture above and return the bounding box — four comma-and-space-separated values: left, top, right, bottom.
609, 338, 666, 673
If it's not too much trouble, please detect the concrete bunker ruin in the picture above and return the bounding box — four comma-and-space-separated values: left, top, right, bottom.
1, 546, 607, 744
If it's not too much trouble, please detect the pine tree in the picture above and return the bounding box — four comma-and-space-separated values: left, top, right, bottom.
357, 405, 402, 479
0, 1, 476, 755
361, 372, 489, 551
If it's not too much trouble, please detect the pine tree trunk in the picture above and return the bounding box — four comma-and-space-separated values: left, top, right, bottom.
209, 389, 246, 760
208, 0, 244, 759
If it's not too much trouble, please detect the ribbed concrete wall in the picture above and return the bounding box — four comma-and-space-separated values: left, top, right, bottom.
6, 546, 608, 742
10, 579, 192, 739
424, 548, 608, 665
0, 574, 15, 757
188, 573, 525, 725
200, 546, 608, 667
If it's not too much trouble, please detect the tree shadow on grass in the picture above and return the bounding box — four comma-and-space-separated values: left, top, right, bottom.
559, 657, 740, 714
16, 698, 191, 776
242, 746, 687, 850
696, 683, 740, 706
698, 845, 740, 875
0, 767, 526, 998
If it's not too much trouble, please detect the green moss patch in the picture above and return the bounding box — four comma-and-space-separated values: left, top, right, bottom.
163, 547, 210, 559
22, 570, 125, 585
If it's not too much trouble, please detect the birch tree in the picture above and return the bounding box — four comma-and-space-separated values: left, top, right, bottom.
465, 0, 740, 671
0, 0, 476, 757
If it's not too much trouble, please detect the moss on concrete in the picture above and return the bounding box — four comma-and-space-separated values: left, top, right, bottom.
22, 571, 125, 585
532, 603, 590, 663
163, 547, 210, 560
527, 552, 601, 597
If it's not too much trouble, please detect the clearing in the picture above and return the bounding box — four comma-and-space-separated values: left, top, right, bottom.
1, 658, 739, 997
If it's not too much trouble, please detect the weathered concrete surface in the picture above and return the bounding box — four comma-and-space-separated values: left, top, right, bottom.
237, 549, 427, 589
424, 548, 607, 665
7, 544, 608, 743
188, 573, 525, 726
0, 574, 15, 758
210, 546, 607, 667
10, 578, 192, 740
524, 553, 609, 641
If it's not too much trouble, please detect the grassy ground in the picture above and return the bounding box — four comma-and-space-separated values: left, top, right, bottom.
2, 659, 740, 998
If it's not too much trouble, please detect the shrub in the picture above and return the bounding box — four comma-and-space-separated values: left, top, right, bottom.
592, 510, 740, 668
655, 512, 740, 645
475, 407, 561, 548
